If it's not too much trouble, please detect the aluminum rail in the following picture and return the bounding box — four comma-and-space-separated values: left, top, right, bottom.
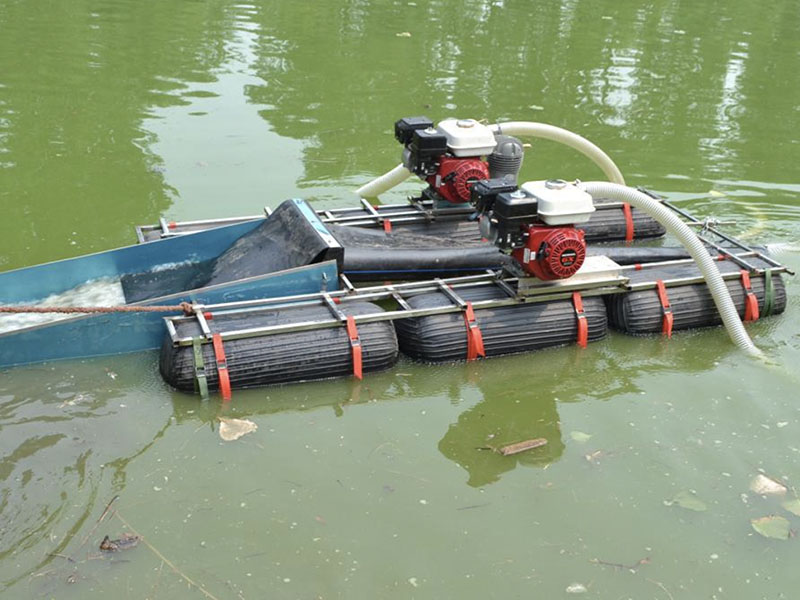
166, 277, 627, 347
165, 244, 786, 348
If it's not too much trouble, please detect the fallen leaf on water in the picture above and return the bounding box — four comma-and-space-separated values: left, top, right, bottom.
782, 499, 800, 517
219, 417, 257, 441
750, 474, 787, 496
396, 31, 412, 37
499, 438, 547, 456
664, 490, 708, 512
99, 533, 141, 552
570, 431, 592, 443
751, 515, 791, 540
584, 450, 604, 463
708, 189, 726, 197
565, 582, 588, 594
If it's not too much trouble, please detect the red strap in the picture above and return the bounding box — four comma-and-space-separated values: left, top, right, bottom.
571, 292, 588, 349
383, 219, 392, 233
168, 221, 177, 229
655, 280, 674, 338
740, 270, 759, 322
622, 203, 634, 242
346, 316, 363, 379
462, 302, 485, 361
212, 333, 232, 401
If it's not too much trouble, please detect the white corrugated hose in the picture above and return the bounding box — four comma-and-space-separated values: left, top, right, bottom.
580, 181, 761, 356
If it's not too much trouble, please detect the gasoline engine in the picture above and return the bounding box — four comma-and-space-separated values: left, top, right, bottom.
394, 116, 596, 280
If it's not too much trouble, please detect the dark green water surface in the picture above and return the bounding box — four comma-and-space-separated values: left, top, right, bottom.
2, 1, 800, 598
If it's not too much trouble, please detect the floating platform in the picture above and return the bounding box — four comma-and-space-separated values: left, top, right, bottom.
0, 191, 792, 392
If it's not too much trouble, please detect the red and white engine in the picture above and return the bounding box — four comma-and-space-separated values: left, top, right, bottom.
395, 116, 595, 280
395, 116, 519, 205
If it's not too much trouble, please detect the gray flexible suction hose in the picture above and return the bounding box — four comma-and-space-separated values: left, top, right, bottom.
580, 182, 762, 357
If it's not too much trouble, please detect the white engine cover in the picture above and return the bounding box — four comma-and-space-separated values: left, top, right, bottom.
436, 118, 497, 157
521, 179, 596, 225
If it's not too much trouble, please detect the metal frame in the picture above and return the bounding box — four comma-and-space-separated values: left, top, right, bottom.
136, 199, 477, 242
165, 269, 629, 347
156, 188, 791, 349
166, 247, 790, 348
136, 197, 655, 242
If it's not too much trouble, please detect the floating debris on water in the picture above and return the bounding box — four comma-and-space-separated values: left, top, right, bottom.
751, 515, 791, 540
99, 533, 141, 552
499, 438, 547, 456
782, 499, 800, 517
750, 473, 787, 496
570, 431, 592, 443
219, 417, 258, 441
664, 490, 708, 512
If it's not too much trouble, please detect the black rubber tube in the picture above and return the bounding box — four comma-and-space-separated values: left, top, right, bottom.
395, 286, 607, 362
160, 301, 398, 391
390, 203, 666, 244
608, 272, 787, 334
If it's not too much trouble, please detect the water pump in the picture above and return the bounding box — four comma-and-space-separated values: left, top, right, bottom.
394, 115, 592, 280
471, 178, 595, 280
394, 116, 523, 204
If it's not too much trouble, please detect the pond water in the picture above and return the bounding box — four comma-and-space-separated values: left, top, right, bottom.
1, 0, 800, 598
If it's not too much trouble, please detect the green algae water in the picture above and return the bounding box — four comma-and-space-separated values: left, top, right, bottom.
2, 0, 800, 597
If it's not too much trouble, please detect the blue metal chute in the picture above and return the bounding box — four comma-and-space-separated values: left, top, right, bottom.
0, 200, 341, 368
0, 220, 264, 305
0, 261, 337, 368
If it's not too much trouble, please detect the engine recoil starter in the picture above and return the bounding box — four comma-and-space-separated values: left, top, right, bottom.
427, 156, 489, 204
512, 225, 586, 280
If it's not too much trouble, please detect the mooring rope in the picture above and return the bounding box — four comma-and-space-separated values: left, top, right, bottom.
0, 302, 195, 316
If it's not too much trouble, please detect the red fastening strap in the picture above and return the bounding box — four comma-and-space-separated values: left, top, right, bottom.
383, 219, 392, 233
212, 333, 232, 401
622, 203, 634, 242
462, 302, 485, 361
634, 263, 643, 271
740, 270, 759, 322
204, 312, 214, 320
168, 221, 177, 229
718, 254, 726, 261
572, 292, 588, 349
332, 297, 341, 304
655, 280, 673, 338
345, 316, 363, 380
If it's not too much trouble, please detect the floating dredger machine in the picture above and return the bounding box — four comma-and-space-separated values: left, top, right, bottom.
0, 116, 791, 399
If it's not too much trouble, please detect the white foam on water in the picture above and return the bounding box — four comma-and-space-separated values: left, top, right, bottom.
766, 242, 800, 256
0, 277, 126, 334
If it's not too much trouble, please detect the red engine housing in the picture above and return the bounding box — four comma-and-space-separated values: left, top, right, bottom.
512, 225, 586, 280
426, 156, 489, 204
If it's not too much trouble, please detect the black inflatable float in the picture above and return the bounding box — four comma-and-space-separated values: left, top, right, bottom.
608, 271, 787, 335
395, 286, 607, 362
160, 301, 398, 391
